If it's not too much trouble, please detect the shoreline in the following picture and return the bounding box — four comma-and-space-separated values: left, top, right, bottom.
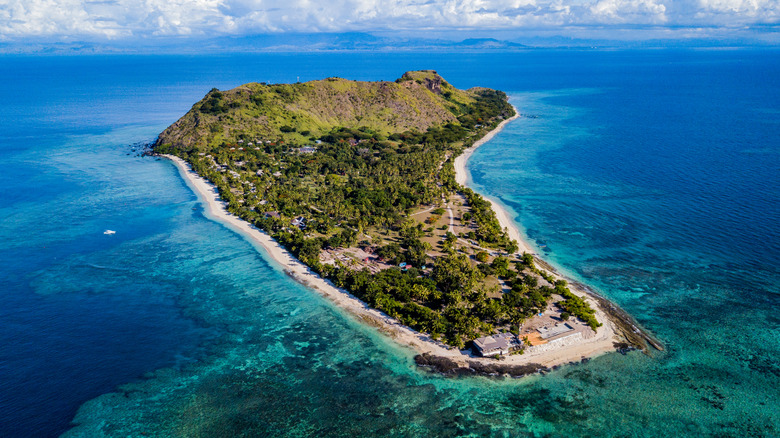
453, 106, 661, 356
164, 155, 470, 360
160, 112, 642, 376
454, 111, 531, 255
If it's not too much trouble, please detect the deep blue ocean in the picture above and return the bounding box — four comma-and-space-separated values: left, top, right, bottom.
1, 50, 778, 437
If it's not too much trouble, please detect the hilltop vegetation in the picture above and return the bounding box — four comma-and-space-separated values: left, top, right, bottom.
157, 70, 475, 150
156, 71, 599, 348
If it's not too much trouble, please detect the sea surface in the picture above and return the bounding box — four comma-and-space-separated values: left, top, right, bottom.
1, 50, 778, 437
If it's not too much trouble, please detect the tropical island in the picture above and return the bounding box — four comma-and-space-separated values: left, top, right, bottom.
155, 71, 658, 376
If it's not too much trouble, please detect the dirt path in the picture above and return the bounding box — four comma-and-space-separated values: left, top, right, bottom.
410, 206, 437, 217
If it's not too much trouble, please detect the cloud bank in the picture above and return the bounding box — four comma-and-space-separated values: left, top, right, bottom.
0, 0, 778, 40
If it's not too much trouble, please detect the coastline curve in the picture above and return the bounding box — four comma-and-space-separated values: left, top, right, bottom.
160, 107, 650, 377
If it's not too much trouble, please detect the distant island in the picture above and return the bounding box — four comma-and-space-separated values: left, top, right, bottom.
155, 70, 659, 376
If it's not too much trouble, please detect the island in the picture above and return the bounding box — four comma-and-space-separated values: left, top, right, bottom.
155, 70, 660, 377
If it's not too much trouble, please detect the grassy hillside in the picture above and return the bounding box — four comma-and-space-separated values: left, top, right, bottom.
157, 70, 479, 150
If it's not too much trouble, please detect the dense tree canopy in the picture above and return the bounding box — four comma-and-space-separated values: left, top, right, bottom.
157, 83, 600, 348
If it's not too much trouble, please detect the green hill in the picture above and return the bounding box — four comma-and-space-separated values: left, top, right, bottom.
156, 70, 495, 150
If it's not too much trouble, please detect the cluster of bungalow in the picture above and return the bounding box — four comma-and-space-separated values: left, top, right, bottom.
237, 138, 276, 147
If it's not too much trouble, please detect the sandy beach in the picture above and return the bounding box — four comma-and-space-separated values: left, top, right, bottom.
162, 113, 621, 371
164, 155, 466, 360
452, 107, 621, 359
453, 111, 532, 255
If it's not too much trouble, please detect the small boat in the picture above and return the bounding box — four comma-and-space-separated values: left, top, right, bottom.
103, 230, 116, 235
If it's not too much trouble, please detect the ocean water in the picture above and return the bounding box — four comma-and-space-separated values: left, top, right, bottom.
0, 51, 778, 437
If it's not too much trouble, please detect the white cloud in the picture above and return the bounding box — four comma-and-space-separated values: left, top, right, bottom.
0, 0, 231, 38
695, 0, 779, 23
590, 0, 667, 23
0, 0, 776, 39
700, 0, 772, 13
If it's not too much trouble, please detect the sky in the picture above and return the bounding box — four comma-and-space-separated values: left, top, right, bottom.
0, 0, 778, 45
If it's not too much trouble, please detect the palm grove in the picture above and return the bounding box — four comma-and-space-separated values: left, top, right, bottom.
156, 72, 599, 348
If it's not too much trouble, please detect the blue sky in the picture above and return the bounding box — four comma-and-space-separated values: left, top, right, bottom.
0, 0, 778, 44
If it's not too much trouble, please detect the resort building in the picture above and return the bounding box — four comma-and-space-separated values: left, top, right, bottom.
537, 323, 575, 340
523, 323, 583, 354
292, 216, 306, 229
472, 333, 520, 357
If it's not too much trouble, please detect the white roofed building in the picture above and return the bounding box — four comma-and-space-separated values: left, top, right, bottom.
472, 333, 520, 357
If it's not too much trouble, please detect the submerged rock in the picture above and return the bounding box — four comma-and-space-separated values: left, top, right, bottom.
414, 353, 548, 378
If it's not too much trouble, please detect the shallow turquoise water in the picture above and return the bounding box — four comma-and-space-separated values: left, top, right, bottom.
1, 51, 778, 437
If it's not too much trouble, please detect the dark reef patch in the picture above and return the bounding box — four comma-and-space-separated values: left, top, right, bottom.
414, 353, 548, 378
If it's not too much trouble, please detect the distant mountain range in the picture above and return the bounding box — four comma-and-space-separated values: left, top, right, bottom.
0, 34, 529, 54
0, 32, 774, 54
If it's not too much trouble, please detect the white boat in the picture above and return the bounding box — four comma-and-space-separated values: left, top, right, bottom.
103, 230, 116, 235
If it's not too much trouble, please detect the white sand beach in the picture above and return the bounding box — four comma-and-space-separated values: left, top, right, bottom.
162, 112, 620, 371
164, 155, 465, 360
453, 111, 532, 255
451, 107, 620, 363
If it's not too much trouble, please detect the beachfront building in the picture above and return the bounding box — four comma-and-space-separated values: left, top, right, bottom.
472, 332, 520, 357
523, 323, 583, 354
537, 323, 575, 340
